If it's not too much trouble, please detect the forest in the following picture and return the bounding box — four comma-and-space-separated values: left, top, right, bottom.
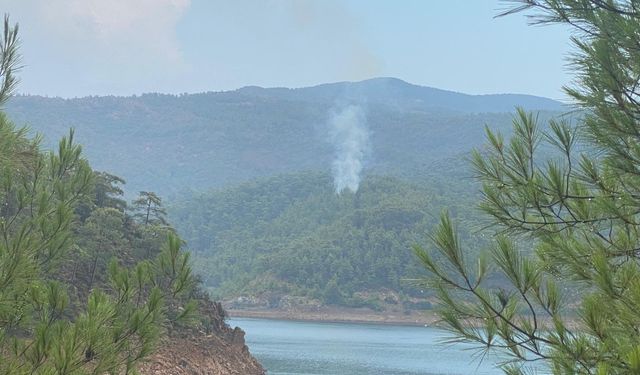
169, 171, 487, 310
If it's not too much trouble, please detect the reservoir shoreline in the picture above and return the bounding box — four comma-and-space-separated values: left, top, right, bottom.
226, 307, 440, 327
227, 307, 579, 330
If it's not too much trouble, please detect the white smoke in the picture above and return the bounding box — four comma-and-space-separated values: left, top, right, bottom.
329, 105, 370, 194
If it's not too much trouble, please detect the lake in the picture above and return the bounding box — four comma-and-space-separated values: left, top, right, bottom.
229, 317, 510, 375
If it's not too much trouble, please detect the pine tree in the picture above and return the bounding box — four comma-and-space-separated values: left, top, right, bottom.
0, 15, 20, 107
132, 191, 167, 226
416, 2, 640, 374
94, 172, 127, 211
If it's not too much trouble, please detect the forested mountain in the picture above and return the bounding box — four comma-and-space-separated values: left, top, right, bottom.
5, 77, 568, 312
169, 172, 489, 310
4, 78, 564, 196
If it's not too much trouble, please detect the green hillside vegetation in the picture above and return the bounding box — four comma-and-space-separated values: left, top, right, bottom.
0, 115, 215, 373
169, 171, 488, 309
4, 81, 563, 197
0, 19, 226, 373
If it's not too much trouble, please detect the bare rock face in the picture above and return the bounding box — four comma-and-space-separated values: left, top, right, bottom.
229, 327, 248, 347
138, 299, 265, 375
138, 329, 265, 375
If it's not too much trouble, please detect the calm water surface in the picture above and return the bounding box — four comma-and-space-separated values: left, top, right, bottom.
229, 317, 508, 375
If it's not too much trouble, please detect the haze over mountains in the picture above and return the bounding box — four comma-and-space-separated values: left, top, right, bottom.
4, 77, 564, 196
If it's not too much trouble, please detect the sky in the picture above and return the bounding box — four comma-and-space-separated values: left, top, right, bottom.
1, 0, 571, 99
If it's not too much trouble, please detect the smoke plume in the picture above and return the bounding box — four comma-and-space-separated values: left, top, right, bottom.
329, 105, 370, 194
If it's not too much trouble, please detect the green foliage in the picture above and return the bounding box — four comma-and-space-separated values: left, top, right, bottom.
0, 131, 201, 375
0, 14, 20, 106
0, 121, 200, 374
417, 1, 640, 373
0, 18, 203, 374
170, 171, 487, 306
132, 191, 167, 226
94, 172, 126, 212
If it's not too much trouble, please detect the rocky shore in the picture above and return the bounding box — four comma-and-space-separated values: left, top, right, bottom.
138, 300, 266, 375
138, 328, 265, 375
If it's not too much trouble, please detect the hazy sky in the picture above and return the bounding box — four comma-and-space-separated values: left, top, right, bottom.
2, 0, 571, 99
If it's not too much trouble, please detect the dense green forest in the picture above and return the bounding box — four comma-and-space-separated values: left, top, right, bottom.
4, 79, 564, 196
169, 171, 489, 309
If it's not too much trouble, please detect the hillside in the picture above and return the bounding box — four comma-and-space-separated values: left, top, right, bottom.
0, 111, 264, 373
68, 171, 265, 374
4, 78, 564, 196
169, 172, 489, 312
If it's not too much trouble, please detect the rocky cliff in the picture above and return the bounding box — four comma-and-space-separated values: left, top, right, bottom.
138, 328, 264, 375
138, 299, 265, 375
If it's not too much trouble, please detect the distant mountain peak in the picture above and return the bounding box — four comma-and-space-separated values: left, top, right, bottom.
231, 77, 564, 113
344, 77, 414, 87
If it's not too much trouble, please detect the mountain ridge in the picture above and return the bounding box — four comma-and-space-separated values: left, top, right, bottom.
14, 77, 564, 112
209, 77, 565, 113
4, 77, 565, 196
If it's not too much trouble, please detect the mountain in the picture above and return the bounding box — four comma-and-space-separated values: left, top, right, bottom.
4, 78, 565, 196
236, 77, 565, 113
